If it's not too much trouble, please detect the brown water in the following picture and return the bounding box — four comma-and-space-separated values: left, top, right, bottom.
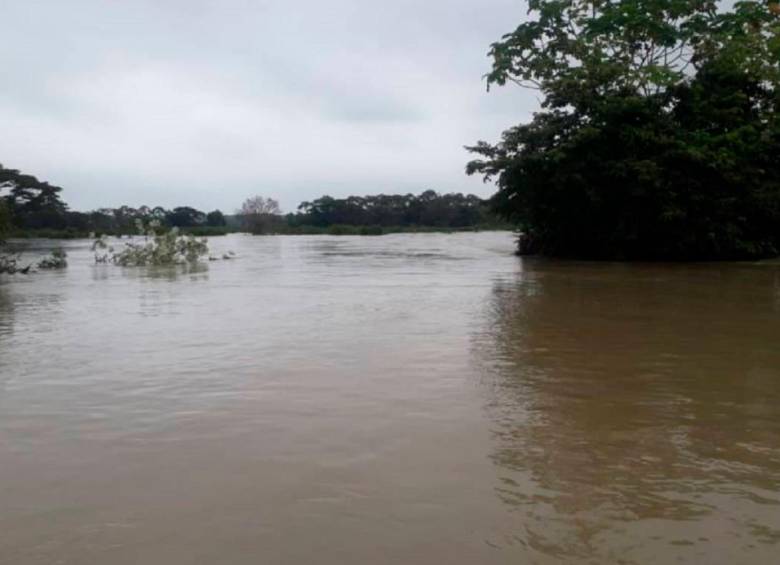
1, 232, 779, 564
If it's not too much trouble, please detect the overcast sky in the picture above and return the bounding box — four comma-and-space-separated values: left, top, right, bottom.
1, 0, 535, 212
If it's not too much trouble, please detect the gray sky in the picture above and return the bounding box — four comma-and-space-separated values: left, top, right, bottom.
1, 0, 534, 213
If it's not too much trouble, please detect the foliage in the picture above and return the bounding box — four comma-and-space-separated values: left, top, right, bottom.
326, 224, 358, 235
0, 164, 68, 230
468, 0, 780, 259
240, 196, 282, 216
320, 225, 382, 235
359, 225, 384, 236
0, 162, 508, 237
37, 249, 68, 270
0, 253, 30, 274
0, 180, 68, 273
238, 196, 282, 234
92, 220, 209, 266
0, 199, 10, 242
0, 199, 17, 273
292, 190, 501, 229
206, 210, 227, 226
166, 206, 206, 228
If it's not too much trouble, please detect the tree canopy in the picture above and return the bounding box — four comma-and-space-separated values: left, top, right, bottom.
0, 163, 505, 237
1, 163, 68, 230
237, 196, 282, 234
468, 0, 780, 259
206, 210, 227, 227
294, 191, 489, 228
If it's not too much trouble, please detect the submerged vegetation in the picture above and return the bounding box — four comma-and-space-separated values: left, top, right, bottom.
0, 253, 29, 275
468, 0, 780, 260
0, 248, 67, 274
92, 220, 209, 266
37, 249, 68, 270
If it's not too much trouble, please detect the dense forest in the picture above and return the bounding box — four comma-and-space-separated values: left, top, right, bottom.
468, 0, 780, 259
0, 163, 506, 239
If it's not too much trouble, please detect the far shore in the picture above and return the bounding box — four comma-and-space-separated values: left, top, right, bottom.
8, 225, 514, 240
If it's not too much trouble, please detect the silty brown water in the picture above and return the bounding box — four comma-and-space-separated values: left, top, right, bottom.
1, 233, 778, 564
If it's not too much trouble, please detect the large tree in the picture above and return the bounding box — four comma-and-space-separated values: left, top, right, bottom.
239, 196, 282, 234
467, 1, 780, 259
0, 163, 68, 230
166, 206, 207, 228
206, 210, 227, 227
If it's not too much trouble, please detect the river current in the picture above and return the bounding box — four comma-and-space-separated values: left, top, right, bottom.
1, 232, 779, 564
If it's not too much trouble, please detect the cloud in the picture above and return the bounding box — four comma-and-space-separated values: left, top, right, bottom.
0, 0, 534, 212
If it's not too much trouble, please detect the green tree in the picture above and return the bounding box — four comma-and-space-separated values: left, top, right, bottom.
467, 0, 780, 259
0, 199, 10, 242
293, 191, 492, 229
206, 210, 227, 227
1, 164, 68, 230
166, 206, 206, 228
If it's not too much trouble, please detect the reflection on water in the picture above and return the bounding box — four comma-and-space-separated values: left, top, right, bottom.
474, 261, 780, 563
1, 235, 779, 564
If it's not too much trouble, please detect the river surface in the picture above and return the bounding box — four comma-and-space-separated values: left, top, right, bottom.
1, 232, 779, 564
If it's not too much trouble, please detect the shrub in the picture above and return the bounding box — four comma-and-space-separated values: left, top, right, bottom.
92, 220, 209, 266
0, 253, 29, 274
358, 225, 383, 236
37, 249, 68, 269
326, 225, 357, 235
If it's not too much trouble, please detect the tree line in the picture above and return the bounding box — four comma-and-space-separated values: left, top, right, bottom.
0, 163, 506, 239
292, 192, 492, 228
0, 164, 229, 237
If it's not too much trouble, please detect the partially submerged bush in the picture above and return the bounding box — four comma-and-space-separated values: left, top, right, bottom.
92, 220, 209, 266
37, 249, 68, 269
0, 253, 31, 274
209, 251, 236, 261
0, 249, 65, 274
